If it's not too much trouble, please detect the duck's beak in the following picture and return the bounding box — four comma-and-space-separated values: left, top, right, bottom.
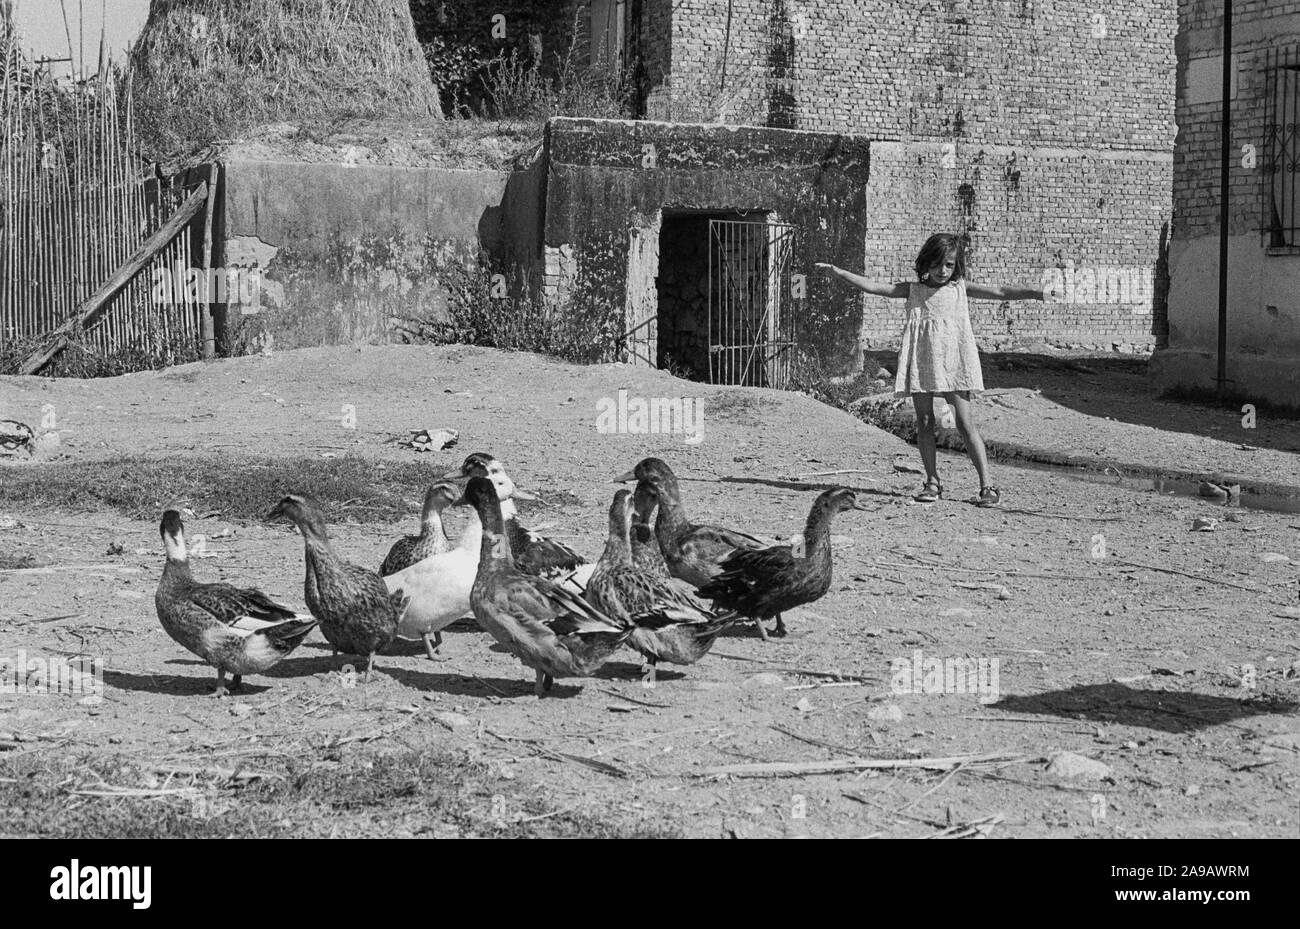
265, 504, 284, 520
511, 487, 539, 501
440, 466, 467, 480
613, 469, 636, 483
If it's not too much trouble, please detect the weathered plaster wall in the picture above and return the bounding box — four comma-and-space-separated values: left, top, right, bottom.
1152, 2, 1300, 404
218, 158, 518, 353
542, 117, 871, 373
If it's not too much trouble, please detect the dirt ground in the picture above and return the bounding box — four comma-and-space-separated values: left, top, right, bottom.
1, 344, 1298, 838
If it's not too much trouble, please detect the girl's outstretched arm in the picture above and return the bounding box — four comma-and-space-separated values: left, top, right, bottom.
966, 283, 1047, 301
815, 263, 909, 298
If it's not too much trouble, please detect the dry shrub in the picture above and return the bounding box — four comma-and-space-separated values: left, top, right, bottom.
395, 257, 621, 366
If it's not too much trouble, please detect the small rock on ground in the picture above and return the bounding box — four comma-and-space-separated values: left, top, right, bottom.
1046, 751, 1112, 781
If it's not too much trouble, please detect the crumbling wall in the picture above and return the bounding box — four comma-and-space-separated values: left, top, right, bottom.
218, 158, 514, 353
543, 117, 871, 373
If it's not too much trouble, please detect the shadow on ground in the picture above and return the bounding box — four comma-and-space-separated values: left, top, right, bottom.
993, 682, 1299, 733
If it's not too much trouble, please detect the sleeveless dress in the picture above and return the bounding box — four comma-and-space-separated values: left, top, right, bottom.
893, 278, 985, 397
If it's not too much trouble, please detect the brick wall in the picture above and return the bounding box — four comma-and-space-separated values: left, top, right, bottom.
862, 142, 1171, 348
653, 0, 1173, 146
1174, 2, 1300, 241
638, 0, 1177, 348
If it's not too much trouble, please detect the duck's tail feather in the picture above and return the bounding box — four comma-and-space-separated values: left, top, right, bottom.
260, 616, 318, 653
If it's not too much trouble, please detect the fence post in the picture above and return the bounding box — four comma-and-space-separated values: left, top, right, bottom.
200, 162, 217, 360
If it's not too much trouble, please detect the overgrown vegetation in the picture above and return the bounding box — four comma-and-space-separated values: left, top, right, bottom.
413, 0, 628, 121
394, 255, 623, 365
786, 348, 876, 408
0, 329, 202, 378
479, 39, 627, 122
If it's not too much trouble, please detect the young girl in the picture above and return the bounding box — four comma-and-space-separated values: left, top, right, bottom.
817, 233, 1044, 507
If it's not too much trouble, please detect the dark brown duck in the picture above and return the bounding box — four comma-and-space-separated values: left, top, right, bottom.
268, 493, 405, 681
585, 490, 736, 669
461, 476, 630, 697
616, 457, 767, 589
696, 487, 859, 639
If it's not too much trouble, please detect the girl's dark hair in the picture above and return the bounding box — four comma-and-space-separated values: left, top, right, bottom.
914, 233, 967, 282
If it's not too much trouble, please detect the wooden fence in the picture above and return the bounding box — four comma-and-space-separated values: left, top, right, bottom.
0, 35, 209, 367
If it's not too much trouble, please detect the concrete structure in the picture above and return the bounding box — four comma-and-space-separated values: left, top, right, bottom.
1152, 2, 1300, 406
211, 151, 542, 354
539, 117, 870, 381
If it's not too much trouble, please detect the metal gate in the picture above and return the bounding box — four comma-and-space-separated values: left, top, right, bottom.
708, 219, 797, 388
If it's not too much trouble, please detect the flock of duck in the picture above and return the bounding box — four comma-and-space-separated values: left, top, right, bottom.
154, 454, 864, 698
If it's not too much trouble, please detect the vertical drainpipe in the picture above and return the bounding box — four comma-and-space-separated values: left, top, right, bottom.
1216, 0, 1232, 396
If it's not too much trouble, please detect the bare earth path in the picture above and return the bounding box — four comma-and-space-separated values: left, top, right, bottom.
1, 345, 1297, 837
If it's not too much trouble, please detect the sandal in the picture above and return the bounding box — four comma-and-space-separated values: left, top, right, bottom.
972, 486, 1001, 507
914, 478, 942, 503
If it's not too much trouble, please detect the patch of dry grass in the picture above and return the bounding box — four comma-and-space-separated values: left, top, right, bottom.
0, 454, 441, 525
0, 749, 679, 839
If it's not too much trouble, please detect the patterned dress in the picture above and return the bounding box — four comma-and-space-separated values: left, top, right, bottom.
893, 278, 985, 397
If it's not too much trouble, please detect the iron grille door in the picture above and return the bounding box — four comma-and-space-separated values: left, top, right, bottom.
707, 219, 797, 388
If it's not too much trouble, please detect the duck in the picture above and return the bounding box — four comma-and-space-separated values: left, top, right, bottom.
630, 482, 671, 578
154, 510, 317, 696
443, 451, 595, 590
460, 476, 631, 697
267, 493, 406, 681
379, 482, 455, 576
585, 490, 737, 670
615, 457, 767, 589
382, 482, 483, 660
696, 487, 860, 639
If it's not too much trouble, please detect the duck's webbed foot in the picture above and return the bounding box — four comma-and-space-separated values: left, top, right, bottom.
771, 615, 788, 638
423, 632, 447, 662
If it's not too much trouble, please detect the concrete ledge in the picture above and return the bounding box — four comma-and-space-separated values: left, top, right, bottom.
1151, 347, 1300, 409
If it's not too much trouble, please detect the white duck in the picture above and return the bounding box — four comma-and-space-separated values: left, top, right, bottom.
443, 452, 597, 593
383, 486, 482, 661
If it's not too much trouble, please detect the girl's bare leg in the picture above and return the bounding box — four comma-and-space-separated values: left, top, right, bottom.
911, 394, 939, 484
946, 391, 991, 488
